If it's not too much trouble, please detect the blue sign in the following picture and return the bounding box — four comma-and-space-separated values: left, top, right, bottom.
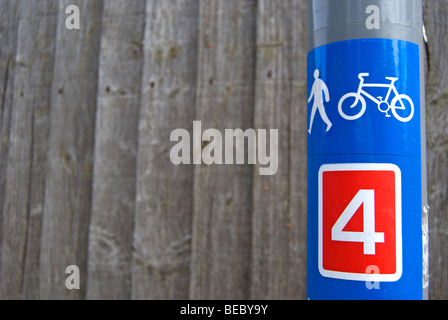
307, 38, 422, 300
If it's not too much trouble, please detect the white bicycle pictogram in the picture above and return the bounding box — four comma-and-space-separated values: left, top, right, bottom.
338, 73, 415, 122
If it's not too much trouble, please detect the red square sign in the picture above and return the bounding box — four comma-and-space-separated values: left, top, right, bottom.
318, 163, 402, 282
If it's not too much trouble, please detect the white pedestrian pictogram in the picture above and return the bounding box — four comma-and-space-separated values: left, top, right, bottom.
338, 73, 414, 122
308, 70, 332, 134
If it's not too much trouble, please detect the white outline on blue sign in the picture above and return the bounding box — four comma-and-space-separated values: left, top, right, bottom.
318, 163, 403, 282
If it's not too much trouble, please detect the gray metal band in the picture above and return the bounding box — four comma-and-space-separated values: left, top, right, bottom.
308, 0, 424, 50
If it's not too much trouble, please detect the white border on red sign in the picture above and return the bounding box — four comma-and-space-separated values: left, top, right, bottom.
318, 163, 403, 282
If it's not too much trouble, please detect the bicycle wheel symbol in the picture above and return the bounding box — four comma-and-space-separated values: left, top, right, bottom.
338, 93, 367, 121
390, 95, 414, 122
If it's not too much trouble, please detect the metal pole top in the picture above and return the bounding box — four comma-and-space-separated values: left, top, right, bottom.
308, 0, 424, 51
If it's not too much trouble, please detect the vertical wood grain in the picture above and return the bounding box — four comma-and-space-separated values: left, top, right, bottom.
250, 0, 306, 299
0, 1, 20, 292
288, 1, 308, 300
0, 0, 58, 299
189, 0, 257, 300
86, 0, 145, 300
423, 0, 448, 300
39, 0, 103, 300
131, 0, 198, 299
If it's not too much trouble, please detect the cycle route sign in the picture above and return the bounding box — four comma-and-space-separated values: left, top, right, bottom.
307, 38, 422, 299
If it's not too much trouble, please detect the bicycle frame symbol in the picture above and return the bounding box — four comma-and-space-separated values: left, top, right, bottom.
338, 73, 415, 122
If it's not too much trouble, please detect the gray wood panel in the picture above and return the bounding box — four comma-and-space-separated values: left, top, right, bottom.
0, 0, 58, 300
423, 0, 448, 300
0, 0, 20, 299
132, 0, 198, 300
250, 0, 307, 299
39, 0, 103, 300
86, 0, 145, 300
189, 0, 257, 300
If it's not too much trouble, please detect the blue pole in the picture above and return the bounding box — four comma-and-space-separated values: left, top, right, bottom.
307, 0, 428, 300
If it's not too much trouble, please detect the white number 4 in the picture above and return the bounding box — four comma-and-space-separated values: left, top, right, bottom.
332, 190, 384, 255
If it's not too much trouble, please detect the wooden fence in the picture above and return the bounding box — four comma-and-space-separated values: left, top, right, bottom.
0, 0, 446, 300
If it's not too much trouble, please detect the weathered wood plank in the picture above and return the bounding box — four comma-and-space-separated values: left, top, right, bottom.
131, 0, 198, 300
423, 0, 448, 300
189, 0, 257, 300
287, 1, 308, 300
0, 0, 58, 300
250, 0, 307, 299
86, 0, 146, 300
0, 1, 20, 291
39, 0, 103, 300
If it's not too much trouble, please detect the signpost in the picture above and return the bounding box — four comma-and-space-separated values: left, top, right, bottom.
307, 0, 428, 299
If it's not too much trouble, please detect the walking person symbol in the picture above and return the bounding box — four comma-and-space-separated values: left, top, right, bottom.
308, 70, 332, 134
